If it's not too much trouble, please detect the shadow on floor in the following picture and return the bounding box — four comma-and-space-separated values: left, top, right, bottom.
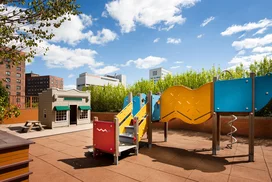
140, 143, 254, 173
7, 126, 24, 133
58, 150, 132, 169
59, 143, 251, 172
139, 143, 227, 172
7, 125, 45, 134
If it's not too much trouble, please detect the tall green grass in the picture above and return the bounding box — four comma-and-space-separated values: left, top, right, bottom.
84, 58, 272, 115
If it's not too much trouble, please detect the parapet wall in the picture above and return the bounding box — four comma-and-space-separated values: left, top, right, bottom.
2, 110, 272, 138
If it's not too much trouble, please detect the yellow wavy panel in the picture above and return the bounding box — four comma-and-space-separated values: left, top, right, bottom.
160, 83, 213, 124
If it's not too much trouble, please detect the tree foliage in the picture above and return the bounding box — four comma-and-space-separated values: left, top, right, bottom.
0, 82, 20, 123
0, 0, 80, 65
84, 58, 272, 116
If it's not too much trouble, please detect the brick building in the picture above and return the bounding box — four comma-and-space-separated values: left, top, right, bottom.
25, 73, 63, 96
0, 59, 25, 97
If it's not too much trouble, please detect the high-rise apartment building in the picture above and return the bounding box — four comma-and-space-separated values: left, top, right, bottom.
149, 67, 172, 83
0, 59, 25, 97
25, 72, 63, 96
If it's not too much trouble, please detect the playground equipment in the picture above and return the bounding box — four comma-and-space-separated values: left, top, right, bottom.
91, 72, 272, 164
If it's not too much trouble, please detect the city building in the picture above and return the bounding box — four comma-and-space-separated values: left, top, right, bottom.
149, 67, 172, 83
76, 72, 126, 90
25, 72, 63, 96
0, 58, 25, 97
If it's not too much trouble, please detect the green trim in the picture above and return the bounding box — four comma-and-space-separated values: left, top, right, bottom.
54, 106, 70, 111
78, 106, 91, 110
64, 97, 82, 101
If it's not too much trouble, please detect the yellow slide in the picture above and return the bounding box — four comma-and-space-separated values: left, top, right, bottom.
116, 100, 148, 142
160, 83, 214, 124
116, 102, 133, 134
134, 103, 148, 141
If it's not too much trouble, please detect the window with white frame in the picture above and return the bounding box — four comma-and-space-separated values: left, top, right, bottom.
80, 110, 88, 119
56, 110, 67, 121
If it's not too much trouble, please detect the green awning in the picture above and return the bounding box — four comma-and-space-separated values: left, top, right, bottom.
54, 106, 70, 111
78, 106, 91, 110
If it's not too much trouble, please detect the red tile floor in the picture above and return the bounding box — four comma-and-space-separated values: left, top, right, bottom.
29, 130, 272, 182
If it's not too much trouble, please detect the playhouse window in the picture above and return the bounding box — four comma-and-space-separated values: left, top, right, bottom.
56, 110, 67, 121
80, 110, 88, 119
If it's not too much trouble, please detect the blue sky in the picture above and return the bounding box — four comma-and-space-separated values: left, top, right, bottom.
25, 0, 272, 89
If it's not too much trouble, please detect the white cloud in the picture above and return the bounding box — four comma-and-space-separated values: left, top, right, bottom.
197, 34, 204, 38
232, 34, 272, 50
2, 7, 92, 47
228, 53, 271, 69
64, 85, 76, 90
201, 16, 215, 27
167, 38, 181, 44
153, 38, 160, 43
170, 66, 180, 69
88, 28, 118, 45
45, 14, 117, 46
253, 27, 267, 36
91, 66, 120, 75
158, 25, 175, 31
68, 74, 75, 78
105, 0, 200, 33
175, 61, 184, 64
2, 7, 117, 49
221, 18, 272, 36
238, 33, 246, 39
48, 14, 91, 46
237, 50, 246, 56
252, 46, 272, 53
79, 14, 93, 26
39, 44, 103, 70
186, 65, 192, 69
122, 56, 166, 69
101, 11, 108, 18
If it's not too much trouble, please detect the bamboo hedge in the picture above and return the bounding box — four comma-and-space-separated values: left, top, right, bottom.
83, 58, 272, 116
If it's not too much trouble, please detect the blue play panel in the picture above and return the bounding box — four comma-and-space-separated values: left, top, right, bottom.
151, 95, 161, 121
132, 93, 147, 115
122, 93, 147, 116
255, 73, 272, 111
122, 96, 129, 109
214, 78, 253, 112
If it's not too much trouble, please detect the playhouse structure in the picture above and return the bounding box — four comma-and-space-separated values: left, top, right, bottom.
91, 72, 272, 165
38, 88, 91, 129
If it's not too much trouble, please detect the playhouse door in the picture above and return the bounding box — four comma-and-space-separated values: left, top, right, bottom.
70, 105, 77, 124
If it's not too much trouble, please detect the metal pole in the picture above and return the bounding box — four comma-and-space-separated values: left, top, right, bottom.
134, 117, 139, 155
212, 76, 218, 155
93, 117, 98, 158
217, 114, 221, 150
164, 122, 168, 142
249, 72, 255, 162
114, 116, 119, 165
148, 91, 152, 148
212, 112, 217, 155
